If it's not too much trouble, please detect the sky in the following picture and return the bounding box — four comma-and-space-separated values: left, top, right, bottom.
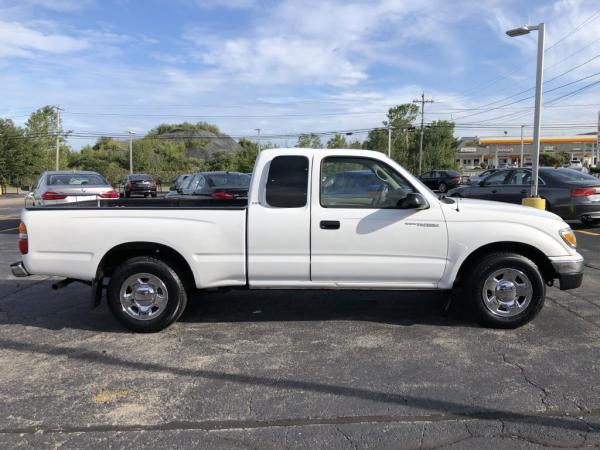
0, 0, 599, 149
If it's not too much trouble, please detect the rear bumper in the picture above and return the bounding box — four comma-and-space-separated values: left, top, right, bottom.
550, 255, 584, 290
573, 204, 600, 220
10, 261, 30, 278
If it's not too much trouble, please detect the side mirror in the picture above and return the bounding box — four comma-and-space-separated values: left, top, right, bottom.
397, 193, 428, 210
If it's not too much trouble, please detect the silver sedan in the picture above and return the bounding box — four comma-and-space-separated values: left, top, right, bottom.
26, 171, 119, 206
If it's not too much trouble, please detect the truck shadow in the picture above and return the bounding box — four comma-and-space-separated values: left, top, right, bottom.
181, 288, 476, 328
0, 279, 477, 332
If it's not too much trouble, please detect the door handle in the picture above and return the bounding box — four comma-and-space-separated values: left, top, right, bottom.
320, 220, 340, 230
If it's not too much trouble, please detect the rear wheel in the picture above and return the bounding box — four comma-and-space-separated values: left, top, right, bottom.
438, 182, 448, 193
107, 257, 188, 332
151, 192, 157, 198
464, 252, 545, 328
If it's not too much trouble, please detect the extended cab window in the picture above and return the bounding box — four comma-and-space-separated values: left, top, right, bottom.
321, 157, 415, 208
266, 155, 309, 208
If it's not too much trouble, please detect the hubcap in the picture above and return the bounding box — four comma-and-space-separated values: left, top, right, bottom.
482, 268, 533, 317
119, 273, 169, 321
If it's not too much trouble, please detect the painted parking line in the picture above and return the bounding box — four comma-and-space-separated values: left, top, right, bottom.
575, 230, 600, 236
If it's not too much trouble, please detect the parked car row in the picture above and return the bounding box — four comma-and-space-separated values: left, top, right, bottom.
166, 171, 251, 201
448, 167, 600, 225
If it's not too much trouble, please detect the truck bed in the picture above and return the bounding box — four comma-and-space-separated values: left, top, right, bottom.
27, 197, 247, 210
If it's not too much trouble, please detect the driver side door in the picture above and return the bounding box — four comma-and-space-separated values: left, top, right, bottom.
310, 155, 448, 288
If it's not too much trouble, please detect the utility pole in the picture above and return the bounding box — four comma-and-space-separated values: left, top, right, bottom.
412, 92, 434, 174
520, 125, 525, 168
255, 128, 261, 151
387, 124, 392, 158
54, 106, 63, 171
127, 130, 136, 174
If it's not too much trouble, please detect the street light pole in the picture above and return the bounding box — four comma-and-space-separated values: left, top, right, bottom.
54, 106, 63, 171
506, 23, 545, 208
255, 128, 261, 151
520, 125, 525, 168
412, 93, 434, 174
127, 130, 136, 174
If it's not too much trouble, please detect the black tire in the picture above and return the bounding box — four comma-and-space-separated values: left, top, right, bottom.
107, 256, 188, 332
151, 192, 157, 198
439, 182, 448, 193
464, 252, 545, 328
125, 192, 130, 198
581, 216, 600, 226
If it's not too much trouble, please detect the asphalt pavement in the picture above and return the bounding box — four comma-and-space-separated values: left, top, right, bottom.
1, 196, 600, 449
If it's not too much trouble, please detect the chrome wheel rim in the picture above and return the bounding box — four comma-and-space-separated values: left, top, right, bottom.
482, 268, 533, 317
119, 273, 169, 321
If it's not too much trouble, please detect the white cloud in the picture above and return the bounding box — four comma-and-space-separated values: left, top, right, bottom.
0, 21, 89, 58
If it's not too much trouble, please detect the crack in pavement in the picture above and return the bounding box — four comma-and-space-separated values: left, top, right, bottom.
546, 296, 599, 328
501, 353, 550, 411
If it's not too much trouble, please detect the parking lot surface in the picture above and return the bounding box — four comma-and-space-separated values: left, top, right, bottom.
1, 197, 600, 448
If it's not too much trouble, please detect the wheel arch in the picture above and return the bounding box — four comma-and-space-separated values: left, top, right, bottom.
98, 241, 195, 288
453, 241, 557, 288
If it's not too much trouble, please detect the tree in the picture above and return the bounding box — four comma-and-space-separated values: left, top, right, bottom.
539, 151, 570, 167
296, 133, 322, 148
0, 119, 28, 190
363, 104, 419, 170
326, 133, 348, 149
25, 106, 71, 172
236, 138, 259, 173
420, 121, 459, 173
206, 150, 238, 171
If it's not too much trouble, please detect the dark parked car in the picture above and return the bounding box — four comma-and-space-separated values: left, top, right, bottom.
447, 167, 600, 224
173, 171, 251, 200
419, 170, 461, 193
121, 174, 157, 198
166, 174, 192, 197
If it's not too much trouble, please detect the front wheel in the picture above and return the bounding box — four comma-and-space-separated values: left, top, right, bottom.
107, 257, 188, 332
464, 252, 545, 328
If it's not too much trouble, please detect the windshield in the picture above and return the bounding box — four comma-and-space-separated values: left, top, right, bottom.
47, 173, 108, 186
129, 174, 152, 181
548, 168, 599, 182
206, 173, 251, 187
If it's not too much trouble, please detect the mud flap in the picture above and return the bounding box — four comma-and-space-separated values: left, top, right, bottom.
91, 270, 104, 308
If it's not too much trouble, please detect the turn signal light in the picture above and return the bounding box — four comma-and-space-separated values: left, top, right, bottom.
559, 228, 577, 249
18, 222, 28, 254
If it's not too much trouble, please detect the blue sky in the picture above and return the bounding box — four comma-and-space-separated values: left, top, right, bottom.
1, 0, 599, 148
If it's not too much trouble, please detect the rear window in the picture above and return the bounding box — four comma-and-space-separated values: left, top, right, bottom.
547, 168, 598, 182
129, 174, 152, 181
446, 170, 461, 177
266, 155, 309, 208
47, 173, 108, 186
206, 173, 251, 187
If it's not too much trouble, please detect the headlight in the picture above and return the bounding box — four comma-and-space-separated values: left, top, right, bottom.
559, 228, 577, 249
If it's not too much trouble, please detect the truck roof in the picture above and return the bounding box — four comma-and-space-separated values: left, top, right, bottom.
259, 147, 387, 159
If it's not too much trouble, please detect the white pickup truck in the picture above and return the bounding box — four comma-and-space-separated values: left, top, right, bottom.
11, 149, 584, 332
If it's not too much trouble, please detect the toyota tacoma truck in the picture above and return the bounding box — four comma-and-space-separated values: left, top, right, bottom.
10, 149, 584, 332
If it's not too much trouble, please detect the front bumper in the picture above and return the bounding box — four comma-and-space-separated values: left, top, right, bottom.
550, 256, 584, 290
10, 261, 30, 278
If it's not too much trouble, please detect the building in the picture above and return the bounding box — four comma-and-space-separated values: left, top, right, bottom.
456, 133, 598, 169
